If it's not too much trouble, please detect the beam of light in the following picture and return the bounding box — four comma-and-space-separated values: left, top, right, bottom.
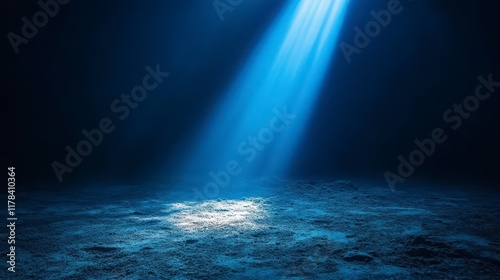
178, 0, 349, 182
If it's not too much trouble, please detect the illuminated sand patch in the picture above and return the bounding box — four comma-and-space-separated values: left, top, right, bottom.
165, 199, 267, 231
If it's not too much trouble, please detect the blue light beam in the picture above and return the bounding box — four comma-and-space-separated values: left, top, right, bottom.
179, 0, 349, 181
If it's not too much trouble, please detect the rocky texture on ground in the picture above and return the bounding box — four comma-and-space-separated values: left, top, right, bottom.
5, 179, 500, 279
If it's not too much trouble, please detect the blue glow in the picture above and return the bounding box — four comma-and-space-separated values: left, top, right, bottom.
180, 0, 349, 180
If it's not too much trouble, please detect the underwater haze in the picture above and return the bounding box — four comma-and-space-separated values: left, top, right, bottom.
3, 0, 500, 278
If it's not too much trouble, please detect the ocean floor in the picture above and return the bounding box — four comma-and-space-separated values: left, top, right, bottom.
6, 179, 500, 279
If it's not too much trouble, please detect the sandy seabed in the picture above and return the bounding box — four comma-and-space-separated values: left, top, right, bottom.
8, 179, 500, 279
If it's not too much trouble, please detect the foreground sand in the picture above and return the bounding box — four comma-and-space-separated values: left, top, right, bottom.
10, 179, 500, 279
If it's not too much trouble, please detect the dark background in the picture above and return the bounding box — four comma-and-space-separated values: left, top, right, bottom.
2, 0, 499, 190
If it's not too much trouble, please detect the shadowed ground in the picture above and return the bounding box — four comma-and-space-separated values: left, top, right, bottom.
6, 179, 500, 279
